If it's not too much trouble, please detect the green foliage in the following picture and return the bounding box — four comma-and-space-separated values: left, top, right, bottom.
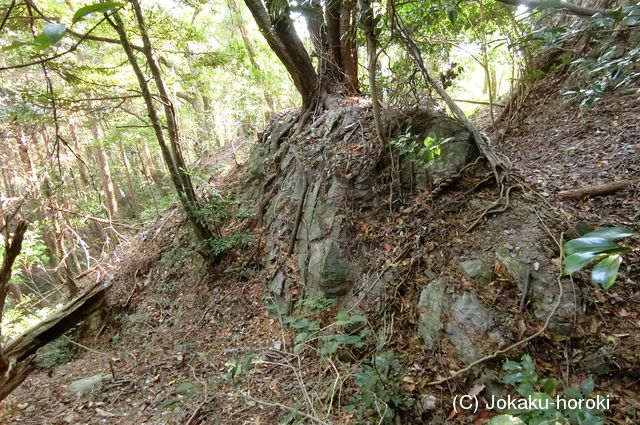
491, 355, 604, 425
563, 227, 636, 289
33, 23, 67, 51
268, 297, 370, 356
561, 3, 640, 105
225, 353, 257, 383
202, 229, 254, 256
347, 351, 413, 424
34, 332, 76, 368
194, 192, 255, 257
389, 130, 446, 169
72, 1, 123, 24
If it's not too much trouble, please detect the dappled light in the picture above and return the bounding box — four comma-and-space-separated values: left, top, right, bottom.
0, 0, 639, 423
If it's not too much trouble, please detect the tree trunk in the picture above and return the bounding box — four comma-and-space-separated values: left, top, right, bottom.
339, 0, 358, 94
119, 141, 141, 216
243, 0, 319, 109
360, 0, 385, 148
112, 6, 217, 251
92, 124, 119, 218
229, 0, 277, 112
140, 141, 167, 193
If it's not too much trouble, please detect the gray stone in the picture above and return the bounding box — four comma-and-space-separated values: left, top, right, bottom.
417, 279, 447, 348
67, 373, 108, 395
585, 347, 615, 376
445, 323, 479, 364
496, 247, 531, 292
307, 240, 350, 296
451, 292, 494, 333
268, 271, 289, 314
531, 274, 581, 335
460, 259, 493, 284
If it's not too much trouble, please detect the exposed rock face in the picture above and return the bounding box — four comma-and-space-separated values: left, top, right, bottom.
417, 279, 446, 348
496, 246, 581, 335
417, 279, 503, 365
460, 259, 493, 284
245, 106, 477, 305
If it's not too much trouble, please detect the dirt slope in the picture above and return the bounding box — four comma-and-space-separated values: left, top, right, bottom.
1, 72, 638, 424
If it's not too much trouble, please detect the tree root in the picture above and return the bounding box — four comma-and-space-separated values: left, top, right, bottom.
465, 184, 520, 233
393, 8, 512, 189
426, 157, 485, 200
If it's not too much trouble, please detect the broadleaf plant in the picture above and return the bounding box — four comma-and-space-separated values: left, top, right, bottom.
563, 227, 636, 289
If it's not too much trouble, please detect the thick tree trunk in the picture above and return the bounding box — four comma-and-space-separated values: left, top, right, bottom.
243, 0, 318, 109
339, 0, 358, 94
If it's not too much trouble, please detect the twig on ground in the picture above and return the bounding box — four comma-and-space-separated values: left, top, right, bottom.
242, 392, 331, 425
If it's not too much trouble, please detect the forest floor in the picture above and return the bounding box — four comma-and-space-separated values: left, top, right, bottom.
1, 70, 638, 424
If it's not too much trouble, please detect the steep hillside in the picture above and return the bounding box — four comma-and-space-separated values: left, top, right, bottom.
2, 71, 638, 425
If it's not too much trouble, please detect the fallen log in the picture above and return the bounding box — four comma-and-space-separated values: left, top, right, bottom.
558, 180, 632, 200
0, 279, 112, 401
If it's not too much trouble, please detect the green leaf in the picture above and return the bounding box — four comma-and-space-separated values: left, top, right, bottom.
488, 415, 526, 425
580, 376, 595, 396
335, 310, 351, 325
540, 377, 558, 395
281, 315, 294, 324
582, 226, 636, 240
564, 387, 583, 399
563, 252, 605, 274
448, 8, 458, 24
504, 372, 524, 385
502, 360, 521, 371
33, 23, 67, 51
564, 237, 619, 255
320, 339, 339, 356
72, 1, 123, 24
515, 382, 536, 397
294, 331, 309, 343
591, 255, 622, 289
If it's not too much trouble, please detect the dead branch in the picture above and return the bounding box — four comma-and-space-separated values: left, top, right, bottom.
391, 6, 512, 187
495, 0, 616, 18
558, 180, 632, 200
0, 279, 112, 401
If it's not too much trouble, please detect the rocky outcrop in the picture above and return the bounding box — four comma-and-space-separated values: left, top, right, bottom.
244, 106, 477, 308
417, 280, 504, 365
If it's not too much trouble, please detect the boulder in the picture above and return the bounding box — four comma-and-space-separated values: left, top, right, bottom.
417, 279, 447, 348
67, 373, 109, 395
